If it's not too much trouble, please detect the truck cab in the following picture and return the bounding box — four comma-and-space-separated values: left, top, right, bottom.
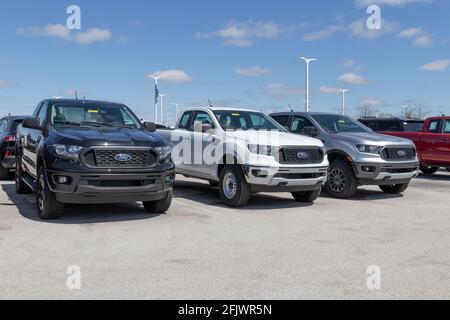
383, 117, 450, 174
271, 112, 420, 198
160, 107, 329, 207
15, 99, 175, 219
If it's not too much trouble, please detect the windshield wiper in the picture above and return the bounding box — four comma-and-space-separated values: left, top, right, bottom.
54, 120, 82, 126
80, 121, 133, 129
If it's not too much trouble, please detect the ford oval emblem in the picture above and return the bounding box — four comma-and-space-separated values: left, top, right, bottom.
397, 150, 407, 157
297, 152, 310, 159
114, 153, 133, 162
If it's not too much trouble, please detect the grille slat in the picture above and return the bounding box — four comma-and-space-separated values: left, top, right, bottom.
382, 147, 416, 161
83, 149, 157, 168
279, 147, 324, 165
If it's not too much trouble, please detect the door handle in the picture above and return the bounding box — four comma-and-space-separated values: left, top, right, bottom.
211, 137, 221, 144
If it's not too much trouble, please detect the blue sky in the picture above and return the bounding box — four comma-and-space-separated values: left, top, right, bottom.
1, 0, 450, 122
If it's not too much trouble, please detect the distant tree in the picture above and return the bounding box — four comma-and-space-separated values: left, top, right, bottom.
378, 112, 393, 118
357, 104, 378, 118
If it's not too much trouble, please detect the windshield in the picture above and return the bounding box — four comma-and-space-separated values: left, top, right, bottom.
214, 111, 286, 131
312, 114, 371, 133
50, 103, 142, 129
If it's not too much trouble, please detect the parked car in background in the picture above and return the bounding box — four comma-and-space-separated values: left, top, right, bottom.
0, 115, 27, 179
380, 117, 450, 174
159, 107, 329, 207
16, 99, 175, 219
271, 112, 419, 199
359, 118, 424, 133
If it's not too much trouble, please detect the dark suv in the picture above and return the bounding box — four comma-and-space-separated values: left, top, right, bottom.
16, 99, 175, 219
0, 115, 27, 179
359, 118, 424, 133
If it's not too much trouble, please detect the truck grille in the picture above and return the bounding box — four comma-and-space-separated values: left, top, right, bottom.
279, 147, 324, 165
381, 147, 416, 161
82, 149, 157, 168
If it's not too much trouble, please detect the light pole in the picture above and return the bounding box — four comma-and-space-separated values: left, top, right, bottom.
147, 76, 161, 123
339, 89, 350, 115
159, 93, 168, 125
172, 103, 183, 121
300, 56, 317, 112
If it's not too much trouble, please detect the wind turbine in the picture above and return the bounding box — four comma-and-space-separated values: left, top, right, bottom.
339, 89, 350, 115
300, 56, 318, 112
147, 75, 161, 123
159, 93, 168, 125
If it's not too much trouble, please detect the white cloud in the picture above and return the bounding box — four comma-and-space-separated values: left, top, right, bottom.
197, 20, 298, 47
399, 27, 433, 47
341, 59, 356, 68
264, 83, 303, 97
361, 98, 384, 107
148, 70, 193, 84
399, 27, 424, 38
0, 80, 15, 88
319, 86, 342, 94
235, 66, 271, 77
17, 24, 112, 45
303, 26, 342, 41
412, 35, 433, 47
355, 0, 431, 7
16, 24, 72, 40
338, 73, 369, 85
420, 60, 450, 71
347, 19, 400, 39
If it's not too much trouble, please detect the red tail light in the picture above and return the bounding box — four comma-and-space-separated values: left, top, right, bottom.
3, 135, 16, 142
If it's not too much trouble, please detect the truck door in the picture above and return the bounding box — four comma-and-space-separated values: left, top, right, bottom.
24, 102, 48, 177
420, 119, 443, 165
439, 119, 450, 163
188, 111, 215, 178
172, 111, 193, 174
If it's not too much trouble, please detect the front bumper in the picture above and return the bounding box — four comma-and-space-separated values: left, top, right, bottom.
354, 161, 420, 185
46, 169, 175, 204
243, 165, 328, 193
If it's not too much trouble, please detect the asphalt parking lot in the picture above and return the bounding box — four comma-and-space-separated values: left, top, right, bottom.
1, 172, 449, 300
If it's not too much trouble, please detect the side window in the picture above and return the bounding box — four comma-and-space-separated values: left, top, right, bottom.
178, 112, 192, 130
378, 121, 403, 132
272, 115, 290, 128
37, 103, 48, 126
0, 120, 6, 133
291, 116, 315, 135
443, 120, 450, 134
190, 112, 214, 131
360, 120, 378, 131
427, 120, 441, 133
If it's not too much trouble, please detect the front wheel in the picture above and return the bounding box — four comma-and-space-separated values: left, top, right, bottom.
292, 188, 322, 203
379, 184, 409, 194
219, 165, 251, 207
36, 167, 64, 220
143, 190, 173, 214
420, 165, 439, 175
325, 160, 358, 199
0, 164, 9, 180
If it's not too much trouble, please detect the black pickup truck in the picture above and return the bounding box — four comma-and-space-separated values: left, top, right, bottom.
15, 99, 175, 219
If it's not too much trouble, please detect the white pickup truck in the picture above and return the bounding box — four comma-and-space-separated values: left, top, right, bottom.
159, 107, 329, 207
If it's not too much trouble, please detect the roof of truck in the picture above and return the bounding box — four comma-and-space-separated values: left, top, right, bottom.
46, 98, 126, 106
184, 107, 260, 113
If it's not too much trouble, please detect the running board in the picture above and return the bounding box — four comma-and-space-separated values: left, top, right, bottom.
21, 176, 37, 193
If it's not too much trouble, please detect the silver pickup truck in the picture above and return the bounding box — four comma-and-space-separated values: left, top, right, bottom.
271, 112, 420, 198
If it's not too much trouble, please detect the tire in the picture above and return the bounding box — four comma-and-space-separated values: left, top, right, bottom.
219, 165, 251, 207
292, 188, 322, 203
325, 159, 358, 199
209, 180, 219, 187
0, 164, 9, 180
36, 167, 63, 220
446, 167, 450, 173
143, 190, 173, 214
379, 183, 409, 194
15, 158, 32, 194
420, 165, 439, 175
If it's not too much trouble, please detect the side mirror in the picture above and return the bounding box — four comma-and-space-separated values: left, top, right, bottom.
202, 123, 213, 133
144, 122, 157, 132
22, 117, 41, 130
302, 126, 318, 137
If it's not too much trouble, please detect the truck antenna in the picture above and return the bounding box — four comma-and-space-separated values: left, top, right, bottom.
287, 105, 294, 112
208, 100, 214, 108
75, 90, 78, 100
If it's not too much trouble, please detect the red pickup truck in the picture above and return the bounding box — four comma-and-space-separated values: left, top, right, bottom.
383, 117, 450, 174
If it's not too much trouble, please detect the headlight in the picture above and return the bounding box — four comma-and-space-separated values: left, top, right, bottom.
248, 144, 274, 156
155, 146, 172, 159
53, 144, 83, 160
356, 145, 383, 155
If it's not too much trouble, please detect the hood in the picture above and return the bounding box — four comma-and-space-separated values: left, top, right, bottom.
224, 130, 323, 147
50, 127, 164, 147
331, 132, 414, 146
